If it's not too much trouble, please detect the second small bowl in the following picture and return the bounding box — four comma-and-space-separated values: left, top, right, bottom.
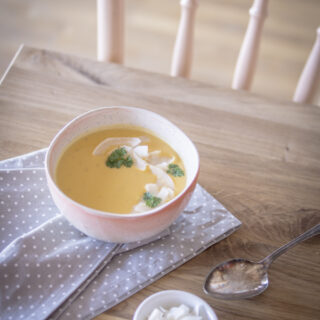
133, 290, 218, 320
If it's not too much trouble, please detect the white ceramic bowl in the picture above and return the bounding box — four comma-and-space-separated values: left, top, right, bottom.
133, 290, 218, 320
45, 106, 199, 243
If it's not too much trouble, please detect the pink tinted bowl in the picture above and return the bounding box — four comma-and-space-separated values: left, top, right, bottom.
45, 106, 199, 243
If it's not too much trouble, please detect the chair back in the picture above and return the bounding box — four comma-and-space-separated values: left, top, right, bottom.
97, 0, 320, 104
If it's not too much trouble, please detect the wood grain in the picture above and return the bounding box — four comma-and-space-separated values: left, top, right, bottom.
0, 0, 319, 104
0, 46, 319, 320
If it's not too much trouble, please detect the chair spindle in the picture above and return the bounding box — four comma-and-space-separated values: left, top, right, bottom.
171, 0, 199, 78
232, 0, 268, 91
293, 27, 320, 104
97, 0, 124, 64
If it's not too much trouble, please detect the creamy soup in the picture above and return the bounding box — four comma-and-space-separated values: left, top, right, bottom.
55, 126, 186, 214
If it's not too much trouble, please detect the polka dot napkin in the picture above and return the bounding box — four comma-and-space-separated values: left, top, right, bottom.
0, 149, 241, 320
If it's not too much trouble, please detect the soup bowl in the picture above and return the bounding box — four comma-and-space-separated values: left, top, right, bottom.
45, 106, 199, 243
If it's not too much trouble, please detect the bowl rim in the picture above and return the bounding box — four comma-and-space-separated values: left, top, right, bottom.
45, 106, 200, 219
133, 290, 218, 320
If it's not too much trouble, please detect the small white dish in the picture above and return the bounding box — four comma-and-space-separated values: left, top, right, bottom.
133, 290, 218, 320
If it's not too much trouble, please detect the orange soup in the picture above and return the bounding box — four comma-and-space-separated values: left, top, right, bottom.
55, 126, 186, 214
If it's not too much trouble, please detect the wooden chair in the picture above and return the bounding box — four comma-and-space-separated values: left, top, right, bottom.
97, 0, 320, 104
97, 0, 198, 78
232, 0, 320, 104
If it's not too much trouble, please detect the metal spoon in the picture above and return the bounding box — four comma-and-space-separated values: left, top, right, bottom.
203, 223, 320, 300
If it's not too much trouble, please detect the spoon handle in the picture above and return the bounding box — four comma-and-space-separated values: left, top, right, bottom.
260, 224, 320, 267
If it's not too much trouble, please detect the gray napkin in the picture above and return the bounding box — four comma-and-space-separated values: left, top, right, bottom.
0, 149, 241, 320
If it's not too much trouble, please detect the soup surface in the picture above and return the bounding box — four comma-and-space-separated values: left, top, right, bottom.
55, 126, 186, 213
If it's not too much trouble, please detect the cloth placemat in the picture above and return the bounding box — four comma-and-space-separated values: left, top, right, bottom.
0, 149, 241, 320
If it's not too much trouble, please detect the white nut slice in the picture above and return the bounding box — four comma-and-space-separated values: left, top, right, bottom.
92, 137, 141, 155
134, 145, 149, 158
149, 165, 175, 190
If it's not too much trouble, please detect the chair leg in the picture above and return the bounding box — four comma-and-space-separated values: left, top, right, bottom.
293, 27, 320, 104
97, 0, 124, 64
232, 0, 268, 91
171, 0, 199, 78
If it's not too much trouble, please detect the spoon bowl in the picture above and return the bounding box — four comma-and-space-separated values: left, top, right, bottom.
203, 259, 268, 300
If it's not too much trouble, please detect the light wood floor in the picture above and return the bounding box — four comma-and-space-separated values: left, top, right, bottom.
0, 0, 319, 104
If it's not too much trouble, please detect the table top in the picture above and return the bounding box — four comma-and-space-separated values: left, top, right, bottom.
0, 45, 319, 320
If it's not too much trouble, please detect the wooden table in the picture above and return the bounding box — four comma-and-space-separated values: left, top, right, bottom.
1, 46, 319, 320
